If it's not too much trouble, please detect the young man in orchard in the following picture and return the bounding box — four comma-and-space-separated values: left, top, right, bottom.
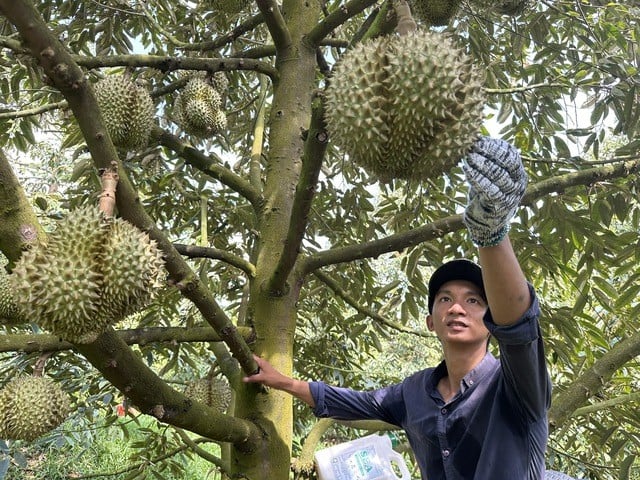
244, 137, 553, 480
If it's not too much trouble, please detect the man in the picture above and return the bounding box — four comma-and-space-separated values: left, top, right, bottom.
244, 137, 552, 479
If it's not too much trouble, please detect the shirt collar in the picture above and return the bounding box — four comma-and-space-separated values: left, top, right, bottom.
429, 352, 498, 396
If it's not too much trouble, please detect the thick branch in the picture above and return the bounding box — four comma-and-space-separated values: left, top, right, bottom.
548, 329, 640, 431
302, 158, 640, 273
0, 326, 256, 353
255, 0, 291, 51
154, 127, 263, 213
267, 99, 327, 294
313, 270, 431, 337
0, 148, 46, 261
74, 328, 262, 451
0, 0, 258, 375
307, 0, 380, 47
74, 54, 278, 82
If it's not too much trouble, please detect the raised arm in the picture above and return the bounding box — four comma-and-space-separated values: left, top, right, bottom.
462, 137, 530, 326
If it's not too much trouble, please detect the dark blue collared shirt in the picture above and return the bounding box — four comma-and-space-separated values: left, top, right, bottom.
310, 284, 551, 480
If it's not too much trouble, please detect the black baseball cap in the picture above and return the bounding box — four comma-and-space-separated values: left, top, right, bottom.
428, 259, 485, 313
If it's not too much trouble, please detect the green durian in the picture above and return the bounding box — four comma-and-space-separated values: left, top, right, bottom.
0, 376, 71, 441
174, 77, 225, 137
9, 206, 164, 343
184, 377, 232, 413
99, 217, 165, 321
325, 30, 485, 182
0, 257, 26, 325
94, 75, 155, 150
409, 0, 462, 26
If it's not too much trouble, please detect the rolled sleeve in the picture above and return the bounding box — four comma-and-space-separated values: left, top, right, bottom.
483, 283, 541, 345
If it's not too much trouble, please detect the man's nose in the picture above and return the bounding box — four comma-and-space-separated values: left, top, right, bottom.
447, 301, 466, 314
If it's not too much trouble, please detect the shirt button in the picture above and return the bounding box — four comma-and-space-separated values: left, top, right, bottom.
441, 408, 447, 415
442, 449, 450, 458
468, 380, 474, 385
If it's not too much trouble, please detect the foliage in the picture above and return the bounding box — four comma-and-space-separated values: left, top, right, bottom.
1, 0, 640, 478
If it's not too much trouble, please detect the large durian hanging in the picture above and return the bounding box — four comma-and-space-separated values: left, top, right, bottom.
94, 75, 155, 150
174, 75, 227, 137
0, 376, 71, 441
184, 377, 232, 413
409, 0, 463, 26
9, 206, 165, 343
324, 30, 485, 182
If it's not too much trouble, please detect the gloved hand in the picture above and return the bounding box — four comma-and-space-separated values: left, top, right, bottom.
462, 136, 527, 247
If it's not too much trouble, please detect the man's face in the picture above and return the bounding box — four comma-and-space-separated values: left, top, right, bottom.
426, 279, 490, 346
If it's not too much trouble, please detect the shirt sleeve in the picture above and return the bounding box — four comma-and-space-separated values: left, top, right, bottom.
484, 283, 552, 422
309, 381, 404, 427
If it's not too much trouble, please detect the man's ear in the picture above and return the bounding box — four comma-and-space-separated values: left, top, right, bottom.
426, 314, 435, 331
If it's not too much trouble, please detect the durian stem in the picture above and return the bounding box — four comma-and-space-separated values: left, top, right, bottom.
393, 0, 417, 36
99, 162, 119, 217
33, 352, 52, 377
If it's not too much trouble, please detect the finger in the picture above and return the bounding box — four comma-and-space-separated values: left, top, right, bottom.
471, 137, 523, 178
463, 158, 508, 202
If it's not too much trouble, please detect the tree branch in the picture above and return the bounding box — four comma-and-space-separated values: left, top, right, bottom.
548, 329, 640, 431
570, 391, 640, 418
73, 54, 278, 82
267, 98, 327, 294
179, 13, 265, 52
306, 0, 380, 47
153, 126, 263, 212
313, 270, 432, 337
0, 148, 46, 261
255, 0, 291, 51
0, 326, 256, 353
174, 243, 256, 277
74, 328, 263, 450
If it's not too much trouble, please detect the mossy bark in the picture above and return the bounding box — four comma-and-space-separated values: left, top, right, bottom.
0, 148, 46, 263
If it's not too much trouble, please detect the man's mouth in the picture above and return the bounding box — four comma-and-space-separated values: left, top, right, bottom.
446, 320, 467, 328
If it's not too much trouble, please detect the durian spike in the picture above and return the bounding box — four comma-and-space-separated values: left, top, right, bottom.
99, 162, 119, 218
393, 0, 417, 35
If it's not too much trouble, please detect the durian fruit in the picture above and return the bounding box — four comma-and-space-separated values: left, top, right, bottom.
184, 377, 232, 413
469, 0, 531, 15
99, 217, 165, 321
94, 75, 155, 150
0, 257, 26, 325
409, 0, 462, 26
324, 30, 485, 182
10, 206, 107, 342
174, 76, 225, 137
9, 206, 165, 343
211, 71, 229, 97
0, 376, 71, 441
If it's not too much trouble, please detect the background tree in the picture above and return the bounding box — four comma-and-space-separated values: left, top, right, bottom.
1, 0, 640, 478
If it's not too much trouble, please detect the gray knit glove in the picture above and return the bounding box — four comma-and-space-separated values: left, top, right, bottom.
463, 136, 527, 247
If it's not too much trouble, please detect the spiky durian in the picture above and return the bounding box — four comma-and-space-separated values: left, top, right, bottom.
409, 0, 462, 26
99, 217, 165, 321
469, 0, 530, 15
184, 377, 232, 413
94, 75, 155, 150
174, 77, 224, 137
211, 71, 229, 96
9, 206, 164, 343
10, 206, 106, 342
0, 258, 26, 325
0, 376, 71, 441
325, 30, 485, 182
